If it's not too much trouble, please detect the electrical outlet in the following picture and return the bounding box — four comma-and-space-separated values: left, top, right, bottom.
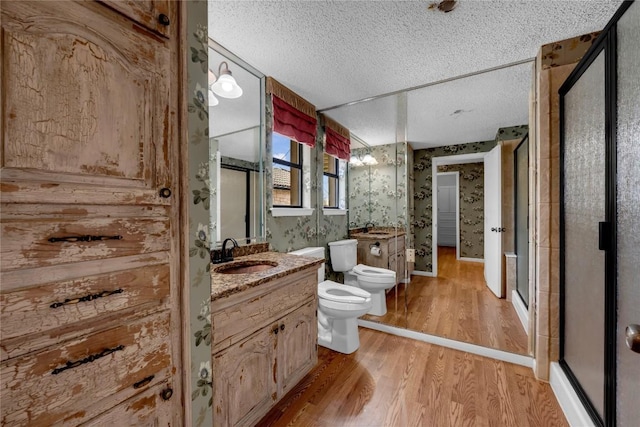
406, 248, 415, 263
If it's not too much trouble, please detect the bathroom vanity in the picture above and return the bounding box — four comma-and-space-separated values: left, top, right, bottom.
350, 230, 406, 284
210, 251, 322, 427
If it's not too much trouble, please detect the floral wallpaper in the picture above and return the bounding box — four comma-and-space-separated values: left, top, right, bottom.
541, 31, 601, 69
346, 146, 370, 227
413, 140, 496, 272
438, 162, 485, 259
348, 143, 408, 228
496, 124, 528, 142
187, 3, 213, 426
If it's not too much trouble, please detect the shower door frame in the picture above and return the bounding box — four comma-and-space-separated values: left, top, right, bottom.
558, 2, 634, 425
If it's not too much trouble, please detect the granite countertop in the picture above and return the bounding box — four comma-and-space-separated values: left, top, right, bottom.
349, 229, 406, 239
210, 251, 323, 301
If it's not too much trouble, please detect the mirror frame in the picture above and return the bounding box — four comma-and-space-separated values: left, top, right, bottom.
208, 39, 267, 245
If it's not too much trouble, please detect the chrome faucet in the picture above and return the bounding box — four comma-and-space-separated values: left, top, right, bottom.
221, 238, 238, 262
364, 222, 375, 232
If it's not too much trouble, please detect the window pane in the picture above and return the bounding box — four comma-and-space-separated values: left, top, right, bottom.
323, 153, 337, 174
273, 133, 293, 163
273, 165, 301, 206
323, 175, 337, 207
290, 140, 300, 165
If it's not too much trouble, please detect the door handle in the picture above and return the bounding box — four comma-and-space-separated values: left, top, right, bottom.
626, 324, 640, 353
599, 221, 610, 251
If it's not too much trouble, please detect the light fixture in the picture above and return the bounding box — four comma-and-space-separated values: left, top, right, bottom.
362, 153, 378, 165
349, 155, 363, 166
349, 153, 377, 166
208, 89, 219, 107
211, 61, 243, 99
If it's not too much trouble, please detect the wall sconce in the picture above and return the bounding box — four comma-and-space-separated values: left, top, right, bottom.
208, 89, 219, 107
210, 61, 243, 99
349, 153, 378, 166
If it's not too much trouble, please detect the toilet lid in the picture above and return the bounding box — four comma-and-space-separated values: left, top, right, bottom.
319, 280, 371, 303
352, 264, 395, 278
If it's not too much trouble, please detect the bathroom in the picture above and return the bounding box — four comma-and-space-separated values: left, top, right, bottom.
1, 1, 638, 426
189, 1, 636, 426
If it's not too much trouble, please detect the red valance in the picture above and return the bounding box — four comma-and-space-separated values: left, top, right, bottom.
322, 115, 351, 161
325, 127, 351, 161
272, 95, 317, 148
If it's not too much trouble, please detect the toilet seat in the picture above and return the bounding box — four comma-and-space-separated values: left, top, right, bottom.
318, 280, 371, 312
319, 280, 370, 303
352, 264, 396, 281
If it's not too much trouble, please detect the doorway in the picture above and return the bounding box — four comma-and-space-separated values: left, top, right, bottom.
431, 152, 487, 277
219, 166, 260, 242
436, 171, 459, 259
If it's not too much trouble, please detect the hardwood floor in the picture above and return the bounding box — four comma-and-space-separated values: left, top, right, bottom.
362, 246, 529, 355
258, 328, 567, 427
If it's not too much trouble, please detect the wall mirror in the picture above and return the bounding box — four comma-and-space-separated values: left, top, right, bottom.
208, 41, 266, 245
325, 63, 532, 357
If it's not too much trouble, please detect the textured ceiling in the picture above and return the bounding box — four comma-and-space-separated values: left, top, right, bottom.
208, 0, 622, 148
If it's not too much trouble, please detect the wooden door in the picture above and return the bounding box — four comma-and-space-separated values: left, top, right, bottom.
483, 145, 503, 298
277, 300, 317, 397
0, 0, 182, 424
212, 327, 278, 427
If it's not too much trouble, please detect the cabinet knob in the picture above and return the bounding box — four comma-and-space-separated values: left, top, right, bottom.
158, 14, 170, 26
280, 324, 285, 331
159, 187, 172, 198
272, 326, 279, 335
160, 387, 173, 401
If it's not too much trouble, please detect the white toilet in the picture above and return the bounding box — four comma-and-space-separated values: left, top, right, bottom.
328, 239, 396, 316
288, 247, 372, 354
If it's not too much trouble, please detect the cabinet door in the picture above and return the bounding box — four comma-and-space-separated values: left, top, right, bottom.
81, 379, 174, 427
0, 0, 182, 423
213, 327, 278, 427
100, 0, 171, 37
1, 312, 172, 426
277, 300, 318, 397
1, 0, 172, 206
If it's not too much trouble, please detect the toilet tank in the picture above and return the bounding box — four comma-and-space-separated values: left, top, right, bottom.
328, 239, 357, 272
288, 247, 325, 283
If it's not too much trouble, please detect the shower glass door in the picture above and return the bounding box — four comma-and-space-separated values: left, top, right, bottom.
561, 48, 606, 421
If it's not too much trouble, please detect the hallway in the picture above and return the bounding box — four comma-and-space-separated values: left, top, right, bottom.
363, 246, 529, 355
259, 328, 567, 426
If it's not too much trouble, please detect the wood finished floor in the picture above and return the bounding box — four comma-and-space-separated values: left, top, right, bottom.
259, 328, 567, 427
362, 246, 529, 355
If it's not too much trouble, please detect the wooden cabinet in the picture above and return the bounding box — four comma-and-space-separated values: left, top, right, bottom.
212, 326, 278, 427
211, 268, 318, 427
1, 1, 183, 425
356, 235, 406, 284
278, 300, 317, 397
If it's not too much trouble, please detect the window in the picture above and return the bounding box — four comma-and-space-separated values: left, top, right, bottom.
272, 132, 302, 207
323, 153, 339, 208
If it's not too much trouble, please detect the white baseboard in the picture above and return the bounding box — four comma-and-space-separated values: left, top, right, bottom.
511, 290, 529, 335
411, 270, 434, 277
550, 362, 595, 427
459, 257, 484, 263
358, 319, 533, 368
